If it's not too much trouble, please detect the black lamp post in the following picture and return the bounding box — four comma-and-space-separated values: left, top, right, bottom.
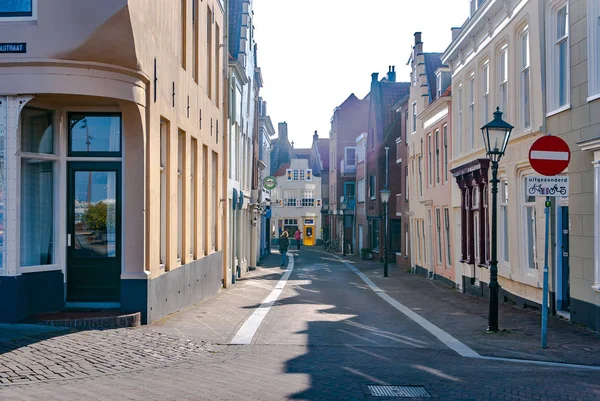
340, 200, 348, 255
380, 187, 391, 277
481, 107, 513, 332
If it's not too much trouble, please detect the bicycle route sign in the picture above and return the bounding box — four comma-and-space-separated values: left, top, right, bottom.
528, 135, 570, 176
526, 176, 569, 197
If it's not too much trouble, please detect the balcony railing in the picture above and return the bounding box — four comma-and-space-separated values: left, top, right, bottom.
340, 159, 356, 176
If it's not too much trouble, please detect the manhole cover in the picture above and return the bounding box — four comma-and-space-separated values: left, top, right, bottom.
367, 385, 430, 398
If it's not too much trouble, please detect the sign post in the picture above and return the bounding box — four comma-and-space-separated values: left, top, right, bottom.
528, 135, 570, 349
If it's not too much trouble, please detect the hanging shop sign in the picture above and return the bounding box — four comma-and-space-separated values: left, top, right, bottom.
263, 176, 277, 190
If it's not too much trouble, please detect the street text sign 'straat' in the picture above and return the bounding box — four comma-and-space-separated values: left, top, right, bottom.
528, 135, 571, 176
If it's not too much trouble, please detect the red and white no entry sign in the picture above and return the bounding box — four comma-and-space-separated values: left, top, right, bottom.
528, 135, 571, 176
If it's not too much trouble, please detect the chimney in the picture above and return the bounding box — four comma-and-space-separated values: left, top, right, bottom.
414, 32, 423, 54
387, 66, 396, 82
451, 27, 462, 41
278, 122, 288, 141
313, 130, 319, 142
261, 100, 267, 117
371, 72, 379, 82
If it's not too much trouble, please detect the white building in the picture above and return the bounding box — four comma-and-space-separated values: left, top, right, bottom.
271, 158, 322, 247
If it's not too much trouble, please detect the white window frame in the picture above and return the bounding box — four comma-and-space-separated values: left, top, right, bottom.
412, 102, 417, 133
160, 119, 168, 268
369, 174, 376, 200
443, 124, 449, 182
500, 178, 509, 264
520, 27, 532, 129
435, 129, 440, 184
444, 208, 451, 267
482, 61, 490, 126
522, 175, 538, 274
299, 169, 306, 181
436, 72, 442, 98
546, 2, 570, 114
498, 45, 509, 117
0, 0, 37, 22
284, 190, 297, 207
456, 83, 463, 157
345, 147, 357, 166
357, 178, 365, 203
436, 209, 443, 264
301, 190, 315, 207
427, 134, 432, 187
588, 0, 600, 100
468, 74, 475, 149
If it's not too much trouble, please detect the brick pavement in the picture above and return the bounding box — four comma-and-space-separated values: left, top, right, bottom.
331, 249, 600, 366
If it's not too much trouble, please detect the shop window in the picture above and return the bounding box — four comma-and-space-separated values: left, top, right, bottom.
69, 113, 121, 156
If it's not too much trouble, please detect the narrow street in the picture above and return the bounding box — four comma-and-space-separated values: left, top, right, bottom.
1, 249, 599, 401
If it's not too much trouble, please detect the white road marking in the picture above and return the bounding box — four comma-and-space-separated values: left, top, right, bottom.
230, 254, 294, 345
316, 251, 600, 371
530, 150, 569, 160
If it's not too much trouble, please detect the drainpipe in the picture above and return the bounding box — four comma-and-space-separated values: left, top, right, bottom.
222, 0, 230, 288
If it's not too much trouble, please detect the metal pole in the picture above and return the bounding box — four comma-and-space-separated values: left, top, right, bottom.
488, 160, 500, 331
342, 212, 346, 256
542, 196, 550, 348
384, 201, 388, 277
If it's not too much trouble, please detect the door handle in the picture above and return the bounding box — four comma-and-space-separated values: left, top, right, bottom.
67, 234, 71, 247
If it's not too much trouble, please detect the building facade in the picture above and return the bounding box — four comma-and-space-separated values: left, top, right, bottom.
227, 0, 257, 284
442, 0, 548, 307
0, 0, 225, 323
550, 0, 600, 331
328, 94, 369, 254
271, 158, 322, 246
407, 33, 455, 285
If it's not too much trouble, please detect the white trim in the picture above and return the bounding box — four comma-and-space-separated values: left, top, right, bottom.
546, 1, 570, 113
546, 103, 571, 118
587, 0, 600, 99
587, 93, 600, 103
20, 264, 61, 274
423, 106, 449, 129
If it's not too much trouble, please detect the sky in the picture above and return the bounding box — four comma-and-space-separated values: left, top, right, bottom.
252, 0, 469, 149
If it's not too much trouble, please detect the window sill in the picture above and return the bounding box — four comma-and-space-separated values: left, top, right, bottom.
592, 285, 600, 293
587, 93, 600, 103
20, 264, 61, 274
546, 104, 571, 118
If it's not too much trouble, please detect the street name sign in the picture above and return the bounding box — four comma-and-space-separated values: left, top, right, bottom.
0, 43, 26, 53
525, 176, 569, 197
528, 135, 570, 176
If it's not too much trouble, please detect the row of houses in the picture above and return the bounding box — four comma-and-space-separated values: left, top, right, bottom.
0, 0, 277, 324
326, 0, 600, 332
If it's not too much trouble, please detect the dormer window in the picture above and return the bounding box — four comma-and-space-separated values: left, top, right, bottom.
436, 73, 442, 98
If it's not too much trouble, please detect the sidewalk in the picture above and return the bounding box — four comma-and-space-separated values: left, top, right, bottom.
335, 250, 600, 366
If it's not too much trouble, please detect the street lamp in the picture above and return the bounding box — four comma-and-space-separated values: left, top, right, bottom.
481, 107, 514, 332
380, 187, 391, 277
340, 200, 348, 255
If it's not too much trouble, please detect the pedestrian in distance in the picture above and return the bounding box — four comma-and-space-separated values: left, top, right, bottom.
294, 229, 302, 251
279, 231, 290, 267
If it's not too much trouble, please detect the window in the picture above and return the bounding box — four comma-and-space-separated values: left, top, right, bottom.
284, 190, 297, 207
547, 4, 569, 111
216, 23, 221, 106
345, 147, 356, 165
390, 219, 401, 253
20, 108, 56, 267
405, 166, 409, 201
468, 74, 475, 149
357, 137, 365, 163
0, 0, 34, 19
588, 1, 600, 98
372, 219, 380, 251
192, 0, 198, 82
357, 179, 365, 202
436, 73, 442, 98
181, 0, 187, 69
412, 102, 417, 133
436, 209, 443, 264
456, 84, 463, 156
411, 159, 416, 200
499, 45, 508, 116
500, 179, 509, 262
523, 178, 537, 270
444, 208, 451, 266
69, 113, 121, 156
428, 135, 432, 186
482, 62, 489, 124
160, 120, 168, 266
299, 169, 306, 181
521, 28, 531, 128
443, 125, 448, 182
435, 130, 440, 184
178, 130, 185, 263
421, 220, 426, 264
212, 151, 218, 250
472, 187, 480, 262
283, 218, 298, 235
369, 174, 376, 199
207, 6, 213, 99
416, 220, 422, 262
191, 138, 197, 259
418, 155, 423, 197
301, 190, 315, 207
203, 145, 209, 255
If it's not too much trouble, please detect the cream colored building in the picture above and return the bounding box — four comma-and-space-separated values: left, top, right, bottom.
442, 0, 550, 307
271, 159, 322, 247
550, 0, 600, 331
0, 0, 225, 323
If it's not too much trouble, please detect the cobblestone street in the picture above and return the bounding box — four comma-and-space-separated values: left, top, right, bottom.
1, 250, 599, 400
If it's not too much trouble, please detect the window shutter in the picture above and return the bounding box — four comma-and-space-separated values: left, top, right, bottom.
306, 169, 312, 181
316, 199, 322, 207
296, 199, 301, 207
286, 169, 292, 181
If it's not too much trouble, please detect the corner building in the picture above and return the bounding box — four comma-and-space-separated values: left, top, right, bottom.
0, 0, 225, 323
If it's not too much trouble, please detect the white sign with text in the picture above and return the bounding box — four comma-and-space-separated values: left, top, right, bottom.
526, 176, 569, 197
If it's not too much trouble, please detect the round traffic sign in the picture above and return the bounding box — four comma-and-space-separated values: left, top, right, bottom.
528, 136, 571, 176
